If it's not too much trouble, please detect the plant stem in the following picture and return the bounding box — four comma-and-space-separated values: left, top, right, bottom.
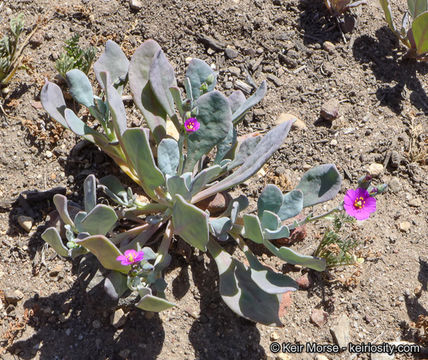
288, 206, 342, 229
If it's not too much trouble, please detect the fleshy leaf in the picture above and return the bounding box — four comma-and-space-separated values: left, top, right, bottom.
172, 194, 209, 251
53, 194, 75, 227
66, 69, 94, 108
41, 227, 69, 257
166, 175, 191, 201
243, 214, 264, 244
136, 288, 176, 311
193, 120, 294, 204
210, 217, 232, 241
261, 210, 280, 231
122, 128, 165, 192
232, 81, 267, 125
277, 189, 303, 221
99, 175, 129, 206
230, 196, 249, 223
83, 174, 97, 213
263, 238, 326, 271
190, 165, 223, 196
94, 40, 129, 91
63, 109, 104, 144
214, 127, 237, 164
80, 204, 118, 236
412, 12, 428, 55
257, 184, 283, 218
104, 271, 128, 300
264, 225, 290, 240
296, 164, 342, 207
227, 135, 262, 170
40, 81, 68, 128
207, 240, 284, 326
157, 138, 179, 176
149, 49, 177, 118
228, 90, 246, 113
185, 58, 217, 100
76, 235, 131, 273
129, 40, 167, 143
408, 0, 428, 18
184, 91, 232, 172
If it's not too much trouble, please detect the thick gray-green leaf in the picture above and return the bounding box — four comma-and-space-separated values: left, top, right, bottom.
185, 58, 217, 100
166, 175, 191, 201
296, 164, 341, 207
243, 214, 264, 244
227, 135, 262, 170
66, 69, 94, 108
40, 81, 68, 128
158, 138, 179, 176
190, 165, 223, 196
53, 194, 75, 227
263, 238, 326, 271
122, 128, 165, 191
228, 90, 246, 113
41, 227, 69, 257
408, 0, 428, 18
170, 86, 183, 117
99, 175, 128, 205
184, 91, 232, 172
214, 127, 237, 164
104, 271, 128, 300
80, 204, 118, 236
207, 240, 284, 326
83, 174, 97, 213
257, 184, 283, 218
277, 189, 303, 221
192, 120, 294, 204
129, 40, 166, 143
412, 12, 428, 55
149, 49, 177, 117
210, 217, 232, 241
264, 225, 290, 240
230, 196, 249, 223
136, 288, 176, 311
94, 40, 129, 91
261, 210, 280, 231
73, 211, 87, 234
64, 109, 105, 144
232, 81, 267, 124
76, 235, 131, 273
172, 194, 209, 251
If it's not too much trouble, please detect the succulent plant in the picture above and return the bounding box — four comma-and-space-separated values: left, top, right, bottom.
379, 0, 428, 59
40, 39, 343, 326
324, 0, 367, 17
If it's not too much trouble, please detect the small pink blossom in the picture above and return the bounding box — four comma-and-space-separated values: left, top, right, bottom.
116, 249, 144, 266
343, 188, 376, 221
184, 117, 200, 132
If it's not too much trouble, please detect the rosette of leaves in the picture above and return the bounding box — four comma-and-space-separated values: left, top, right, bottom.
379, 0, 428, 59
40, 40, 342, 326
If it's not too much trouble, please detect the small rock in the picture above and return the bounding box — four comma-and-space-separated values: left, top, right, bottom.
296, 273, 311, 289
408, 198, 421, 207
92, 320, 102, 329
390, 151, 401, 168
49, 264, 64, 277
270, 331, 280, 341
195, 192, 231, 216
388, 178, 401, 193
4, 289, 24, 305
414, 285, 422, 297
275, 113, 306, 130
315, 355, 330, 360
330, 314, 350, 347
119, 349, 131, 359
45, 150, 53, 159
111, 308, 126, 328
399, 221, 411, 233
330, 139, 338, 146
367, 163, 384, 177
323, 41, 335, 54
228, 66, 241, 77
278, 53, 297, 68
225, 47, 239, 59
17, 215, 33, 232
310, 309, 328, 327
129, 0, 142, 10
267, 74, 282, 87
320, 99, 339, 121
278, 291, 293, 318
29, 32, 43, 47
235, 79, 252, 94
185, 57, 193, 65
253, 108, 265, 117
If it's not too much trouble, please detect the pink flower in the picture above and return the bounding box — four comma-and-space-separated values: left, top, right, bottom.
184, 117, 200, 132
116, 249, 144, 266
344, 188, 376, 221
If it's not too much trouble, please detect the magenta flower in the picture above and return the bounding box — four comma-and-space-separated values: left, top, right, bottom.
343, 188, 376, 221
184, 117, 200, 132
116, 249, 144, 266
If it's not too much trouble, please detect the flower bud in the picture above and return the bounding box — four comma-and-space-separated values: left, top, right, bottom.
357, 174, 372, 190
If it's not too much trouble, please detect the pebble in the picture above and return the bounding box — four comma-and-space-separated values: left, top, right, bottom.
45, 150, 53, 159
320, 99, 339, 121
388, 178, 401, 193
4, 289, 24, 305
49, 264, 64, 277
267, 74, 282, 87
275, 113, 307, 130
296, 273, 311, 289
225, 47, 239, 59
330, 314, 350, 347
129, 0, 143, 10
111, 308, 126, 328
390, 150, 401, 168
228, 66, 241, 77
399, 221, 411, 232
270, 331, 280, 341
311, 309, 328, 327
330, 139, 338, 146
185, 57, 193, 65
367, 163, 384, 177
29, 32, 43, 47
323, 41, 335, 54
408, 198, 421, 207
17, 215, 33, 232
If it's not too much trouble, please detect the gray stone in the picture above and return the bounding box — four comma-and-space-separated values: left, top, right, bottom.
320, 99, 339, 121
367, 163, 384, 177
388, 178, 401, 193
4, 289, 24, 305
111, 308, 126, 328
18, 215, 33, 232
311, 308, 328, 327
129, 0, 143, 10
228, 66, 241, 77
408, 198, 421, 207
330, 314, 350, 348
323, 41, 335, 54
225, 48, 239, 59
390, 151, 401, 168
399, 221, 411, 232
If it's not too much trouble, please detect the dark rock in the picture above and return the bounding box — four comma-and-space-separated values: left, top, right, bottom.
225, 48, 239, 59
320, 99, 339, 121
